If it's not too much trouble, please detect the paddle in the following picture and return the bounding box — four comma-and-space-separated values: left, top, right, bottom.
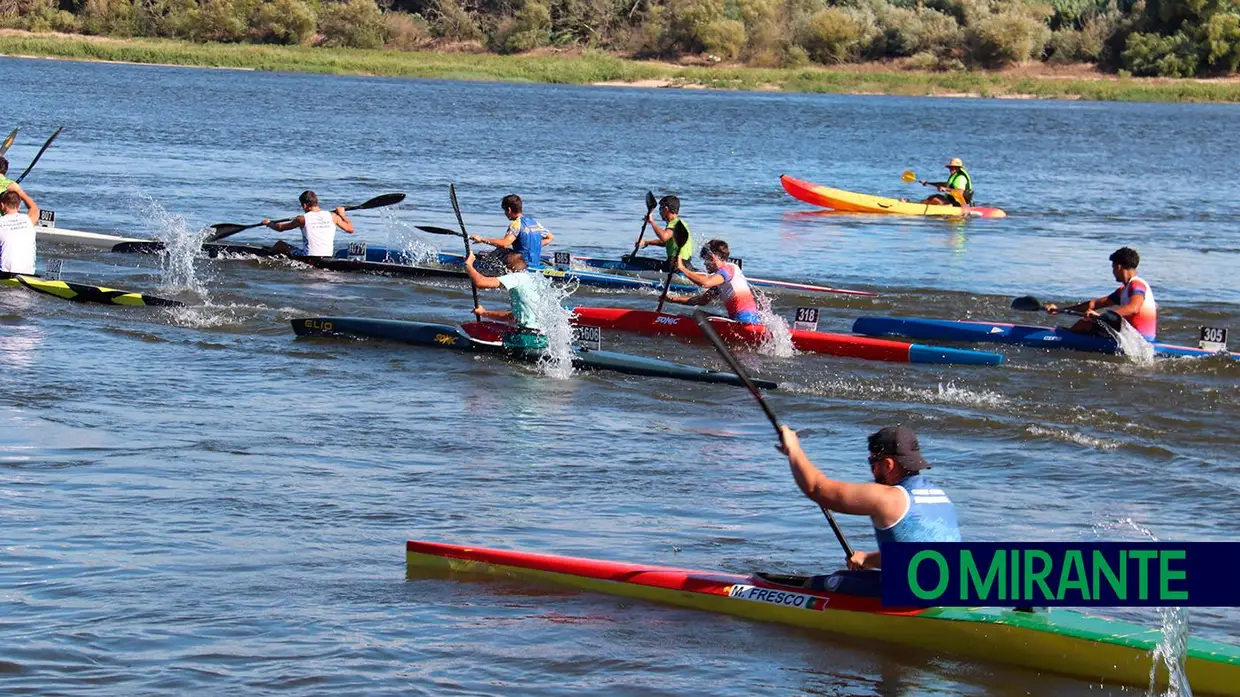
626, 191, 659, 261
1012, 295, 1083, 316
0, 128, 16, 158
205, 192, 406, 242
449, 184, 480, 320
15, 126, 62, 183
691, 309, 854, 559
655, 262, 676, 313
415, 225, 461, 237
901, 169, 916, 184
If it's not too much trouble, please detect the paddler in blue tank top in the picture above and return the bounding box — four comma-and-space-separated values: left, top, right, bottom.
469, 194, 555, 270
779, 425, 961, 572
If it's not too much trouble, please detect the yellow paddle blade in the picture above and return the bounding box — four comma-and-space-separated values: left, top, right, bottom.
901, 170, 916, 183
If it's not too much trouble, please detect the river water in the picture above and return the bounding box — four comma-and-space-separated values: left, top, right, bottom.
2, 55, 1238, 695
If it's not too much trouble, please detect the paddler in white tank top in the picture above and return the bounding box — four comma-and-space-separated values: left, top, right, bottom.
264, 190, 355, 257
0, 187, 40, 275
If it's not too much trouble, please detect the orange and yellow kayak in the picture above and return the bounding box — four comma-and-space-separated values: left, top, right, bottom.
781, 174, 1007, 218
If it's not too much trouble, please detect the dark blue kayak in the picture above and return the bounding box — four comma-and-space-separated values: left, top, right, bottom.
291, 317, 779, 388
852, 317, 1238, 360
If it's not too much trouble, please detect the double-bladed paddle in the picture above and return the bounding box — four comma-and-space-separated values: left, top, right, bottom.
1012, 295, 1083, 316
0, 128, 16, 158
626, 191, 659, 261
15, 126, 62, 183
205, 192, 406, 242
906, 169, 966, 206
691, 310, 854, 558
415, 225, 460, 237
448, 185, 481, 319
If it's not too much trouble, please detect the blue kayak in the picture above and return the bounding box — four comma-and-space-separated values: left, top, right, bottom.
852, 317, 1238, 360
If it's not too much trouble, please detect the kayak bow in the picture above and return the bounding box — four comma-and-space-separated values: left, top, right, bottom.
2, 274, 182, 307
572, 307, 1003, 366
406, 540, 1240, 695
291, 317, 778, 388
852, 317, 1239, 360
781, 174, 1007, 219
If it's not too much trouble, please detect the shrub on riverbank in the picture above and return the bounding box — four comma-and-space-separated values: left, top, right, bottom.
1, 0, 1238, 77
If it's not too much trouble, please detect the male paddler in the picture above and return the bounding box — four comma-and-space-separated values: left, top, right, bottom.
1045, 247, 1157, 341
665, 239, 761, 325
920, 158, 973, 206
264, 190, 355, 257
779, 425, 961, 573
0, 188, 40, 275
469, 194, 554, 270
638, 195, 693, 270
465, 249, 548, 350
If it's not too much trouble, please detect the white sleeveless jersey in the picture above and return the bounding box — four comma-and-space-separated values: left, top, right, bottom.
300, 210, 337, 257
0, 211, 36, 275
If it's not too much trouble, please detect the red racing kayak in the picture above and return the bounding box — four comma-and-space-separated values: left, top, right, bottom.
571, 307, 1003, 365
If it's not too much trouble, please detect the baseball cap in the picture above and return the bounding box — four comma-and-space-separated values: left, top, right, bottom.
868, 426, 930, 472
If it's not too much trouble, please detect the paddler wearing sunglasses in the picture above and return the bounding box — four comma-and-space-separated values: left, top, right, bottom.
663, 239, 762, 325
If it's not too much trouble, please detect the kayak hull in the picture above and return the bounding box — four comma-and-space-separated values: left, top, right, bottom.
406, 540, 1240, 695
290, 317, 776, 388
852, 317, 1239, 360
37, 227, 148, 248
572, 307, 1003, 366
781, 174, 1006, 218
2, 273, 182, 307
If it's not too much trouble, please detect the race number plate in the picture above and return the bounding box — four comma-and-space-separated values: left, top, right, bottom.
573, 325, 601, 350
553, 251, 572, 269
1199, 326, 1228, 352
347, 241, 367, 261
37, 209, 56, 228
793, 307, 819, 332
44, 259, 63, 280
732, 257, 743, 269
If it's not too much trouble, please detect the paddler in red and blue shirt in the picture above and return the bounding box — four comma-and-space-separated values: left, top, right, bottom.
779, 425, 961, 576
1045, 246, 1158, 341
664, 239, 762, 325
469, 194, 555, 270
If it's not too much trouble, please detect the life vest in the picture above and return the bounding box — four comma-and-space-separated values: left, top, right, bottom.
664, 218, 693, 263
946, 168, 973, 204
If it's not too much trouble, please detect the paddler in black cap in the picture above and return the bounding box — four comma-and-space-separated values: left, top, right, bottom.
779, 425, 961, 571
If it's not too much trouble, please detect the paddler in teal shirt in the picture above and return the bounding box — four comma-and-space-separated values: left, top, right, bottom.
639, 195, 693, 270
920, 158, 973, 206
779, 425, 961, 575
465, 249, 549, 351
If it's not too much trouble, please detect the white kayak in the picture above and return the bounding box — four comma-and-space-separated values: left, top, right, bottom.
36, 227, 149, 249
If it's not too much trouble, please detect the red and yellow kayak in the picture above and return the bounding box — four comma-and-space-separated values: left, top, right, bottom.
781, 174, 1007, 218
406, 540, 1240, 695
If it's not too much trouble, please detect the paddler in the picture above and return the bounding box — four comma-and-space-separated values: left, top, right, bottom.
1045, 246, 1157, 341
0, 188, 40, 275
264, 190, 355, 257
638, 195, 693, 270
666, 239, 761, 325
469, 194, 554, 270
920, 158, 973, 206
0, 156, 31, 197
779, 425, 961, 573
465, 249, 548, 351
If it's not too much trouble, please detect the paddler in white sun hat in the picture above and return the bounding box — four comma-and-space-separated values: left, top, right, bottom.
920, 157, 973, 207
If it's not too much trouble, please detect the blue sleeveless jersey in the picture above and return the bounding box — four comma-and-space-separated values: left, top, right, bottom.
873, 474, 961, 549
510, 215, 548, 269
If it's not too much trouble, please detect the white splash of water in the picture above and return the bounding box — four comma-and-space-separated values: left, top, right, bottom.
754, 293, 795, 358
130, 195, 210, 298
379, 211, 440, 265
1092, 519, 1194, 697
524, 274, 577, 380
1106, 318, 1156, 366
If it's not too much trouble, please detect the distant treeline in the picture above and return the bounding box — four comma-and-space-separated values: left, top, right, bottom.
2, 0, 1238, 77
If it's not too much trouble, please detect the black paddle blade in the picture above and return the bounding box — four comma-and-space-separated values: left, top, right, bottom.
15, 125, 62, 183
0, 128, 16, 157
1011, 295, 1045, 312
207, 223, 255, 239
415, 225, 461, 237
350, 192, 405, 211
645, 191, 657, 211
690, 309, 782, 429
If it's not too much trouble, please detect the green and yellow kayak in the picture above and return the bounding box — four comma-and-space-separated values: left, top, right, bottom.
781, 174, 1007, 218
1, 273, 182, 307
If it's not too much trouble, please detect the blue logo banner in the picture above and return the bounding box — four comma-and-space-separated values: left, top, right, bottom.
880, 542, 1240, 607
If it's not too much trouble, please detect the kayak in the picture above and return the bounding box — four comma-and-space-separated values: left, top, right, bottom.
37, 226, 148, 248
571, 307, 1004, 366
291, 317, 778, 388
2, 273, 183, 307
404, 540, 1240, 695
781, 174, 1007, 219
851, 316, 1239, 360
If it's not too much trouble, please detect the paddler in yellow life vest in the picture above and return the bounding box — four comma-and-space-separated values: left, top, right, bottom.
779, 425, 961, 578
920, 158, 973, 207
639, 195, 693, 270
0, 156, 32, 199
469, 194, 555, 270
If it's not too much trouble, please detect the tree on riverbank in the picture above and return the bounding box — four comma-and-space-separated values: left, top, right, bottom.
1, 0, 1237, 76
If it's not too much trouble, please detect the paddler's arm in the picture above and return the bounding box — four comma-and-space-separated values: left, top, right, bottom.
331, 207, 355, 234
665, 289, 717, 306
264, 215, 304, 233
676, 258, 724, 289
473, 304, 515, 322
464, 252, 503, 289
471, 220, 519, 248
12, 184, 37, 224
641, 212, 670, 246
1048, 293, 1116, 316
